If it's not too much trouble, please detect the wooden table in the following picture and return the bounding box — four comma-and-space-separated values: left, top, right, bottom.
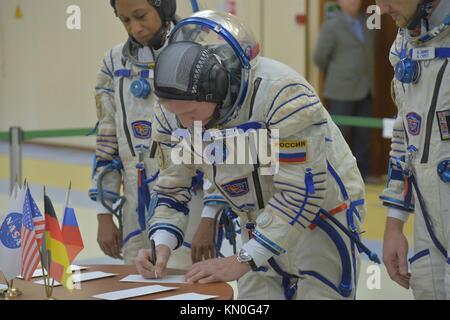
1, 265, 234, 300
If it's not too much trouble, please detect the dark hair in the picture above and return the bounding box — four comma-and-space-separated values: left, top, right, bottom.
109, 0, 176, 24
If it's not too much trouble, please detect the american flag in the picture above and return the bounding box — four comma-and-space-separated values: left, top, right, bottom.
20, 187, 44, 281
29, 188, 45, 245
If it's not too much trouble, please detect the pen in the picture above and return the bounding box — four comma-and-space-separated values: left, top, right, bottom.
150, 239, 157, 265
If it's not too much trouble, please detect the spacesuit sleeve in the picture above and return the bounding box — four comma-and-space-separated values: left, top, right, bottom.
379, 80, 414, 218
202, 179, 230, 219
243, 82, 329, 264
146, 104, 197, 249
88, 49, 122, 214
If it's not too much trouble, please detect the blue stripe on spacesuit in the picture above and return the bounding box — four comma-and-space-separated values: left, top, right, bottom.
204, 200, 229, 207
155, 114, 172, 135
102, 58, 113, 76
269, 100, 321, 126
299, 270, 346, 296
156, 190, 191, 203
267, 258, 299, 300
190, 0, 200, 12
97, 134, 117, 137
236, 122, 264, 132
109, 49, 115, 72
390, 50, 400, 58
95, 86, 115, 94
410, 175, 448, 258
148, 223, 185, 249
160, 142, 177, 148
157, 128, 172, 136
267, 92, 318, 124
96, 141, 117, 146
408, 249, 430, 264
157, 198, 190, 216
97, 148, 116, 157
161, 191, 190, 203
389, 169, 404, 181
204, 195, 226, 201
253, 230, 287, 255
236, 203, 255, 211
290, 171, 324, 226
122, 229, 143, 246
283, 193, 321, 211
274, 181, 325, 197
98, 144, 118, 151
304, 215, 353, 298
327, 161, 349, 200
95, 155, 111, 162
204, 195, 228, 206
313, 172, 327, 177
268, 83, 313, 115
392, 149, 406, 154
281, 192, 320, 210
290, 195, 308, 226
100, 70, 113, 79
270, 198, 307, 228
95, 159, 112, 169
277, 188, 325, 201
114, 69, 132, 77
156, 185, 190, 191
158, 105, 174, 132
182, 242, 192, 248
88, 188, 120, 201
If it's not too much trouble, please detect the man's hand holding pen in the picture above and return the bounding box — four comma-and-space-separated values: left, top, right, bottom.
135, 241, 171, 280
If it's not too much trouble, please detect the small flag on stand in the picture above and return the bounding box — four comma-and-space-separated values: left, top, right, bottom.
61, 184, 84, 263
0, 184, 25, 281
44, 192, 73, 290
20, 185, 44, 280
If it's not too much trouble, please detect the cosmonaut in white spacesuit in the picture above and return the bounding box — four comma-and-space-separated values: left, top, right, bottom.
135, 10, 380, 300
378, 0, 450, 299
89, 0, 221, 266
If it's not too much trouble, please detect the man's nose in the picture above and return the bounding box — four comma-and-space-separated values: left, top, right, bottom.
129, 20, 144, 35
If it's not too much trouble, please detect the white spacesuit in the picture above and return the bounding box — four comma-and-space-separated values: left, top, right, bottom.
148, 11, 379, 299
89, 0, 207, 266
381, 0, 450, 299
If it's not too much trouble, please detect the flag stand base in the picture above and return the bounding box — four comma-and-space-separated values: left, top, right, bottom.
0, 287, 23, 299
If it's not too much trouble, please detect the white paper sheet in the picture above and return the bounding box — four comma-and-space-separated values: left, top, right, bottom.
93, 285, 177, 300
33, 271, 117, 286
0, 284, 8, 290
157, 292, 218, 300
120, 274, 187, 284
17, 265, 88, 279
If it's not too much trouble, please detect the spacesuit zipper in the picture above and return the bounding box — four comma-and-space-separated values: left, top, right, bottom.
421, 59, 448, 164
248, 78, 262, 119
119, 77, 136, 157
252, 163, 265, 210
212, 165, 236, 208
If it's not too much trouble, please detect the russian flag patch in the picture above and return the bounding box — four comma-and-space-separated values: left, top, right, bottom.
276, 140, 308, 164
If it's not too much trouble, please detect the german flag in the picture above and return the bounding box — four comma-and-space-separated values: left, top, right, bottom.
44, 194, 73, 290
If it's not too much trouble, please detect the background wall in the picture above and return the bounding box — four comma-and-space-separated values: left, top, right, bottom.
0, 0, 319, 148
